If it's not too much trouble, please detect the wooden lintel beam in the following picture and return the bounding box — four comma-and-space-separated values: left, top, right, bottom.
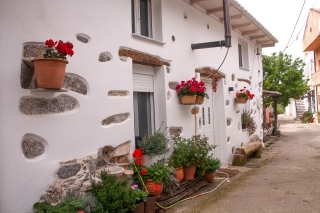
207, 4, 232, 14
250, 35, 266, 40
220, 14, 243, 22
257, 40, 272, 44
262, 43, 275, 48
190, 0, 205, 5
232, 22, 252, 29
242, 29, 260, 35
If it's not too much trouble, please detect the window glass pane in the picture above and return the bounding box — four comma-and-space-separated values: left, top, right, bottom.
131, 0, 135, 33
137, 92, 150, 136
202, 107, 205, 125
208, 107, 211, 124
238, 44, 243, 67
140, 0, 149, 37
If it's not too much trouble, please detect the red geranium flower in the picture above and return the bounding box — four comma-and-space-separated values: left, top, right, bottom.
45, 39, 55, 47
133, 148, 143, 158
140, 169, 147, 175
154, 184, 160, 191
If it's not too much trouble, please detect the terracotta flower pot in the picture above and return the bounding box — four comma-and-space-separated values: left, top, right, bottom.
205, 172, 215, 183
180, 95, 196, 105
235, 97, 247, 103
174, 167, 184, 183
32, 57, 68, 89
183, 164, 196, 180
195, 96, 204, 105
145, 180, 163, 199
132, 202, 144, 213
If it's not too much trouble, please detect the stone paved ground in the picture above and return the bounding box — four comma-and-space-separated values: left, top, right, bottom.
167, 115, 320, 213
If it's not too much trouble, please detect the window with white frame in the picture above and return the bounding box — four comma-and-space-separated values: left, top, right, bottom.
238, 38, 249, 70
132, 66, 155, 147
131, 0, 163, 41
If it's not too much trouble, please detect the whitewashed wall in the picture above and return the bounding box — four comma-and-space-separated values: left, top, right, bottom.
0, 0, 264, 212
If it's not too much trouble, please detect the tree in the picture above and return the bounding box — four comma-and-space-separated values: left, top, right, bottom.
263, 52, 310, 107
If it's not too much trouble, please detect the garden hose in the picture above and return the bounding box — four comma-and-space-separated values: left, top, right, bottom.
133, 164, 230, 210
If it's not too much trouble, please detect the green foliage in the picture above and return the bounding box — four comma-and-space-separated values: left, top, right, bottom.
138, 122, 170, 157
143, 163, 172, 184
204, 157, 221, 174
63, 191, 98, 213
277, 104, 285, 114
300, 111, 314, 123
33, 198, 84, 213
90, 171, 140, 213
241, 109, 251, 124
132, 188, 148, 203
171, 135, 217, 168
263, 52, 309, 107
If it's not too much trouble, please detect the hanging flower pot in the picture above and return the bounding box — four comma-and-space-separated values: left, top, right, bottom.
145, 180, 163, 199
33, 58, 68, 89
183, 164, 196, 180
235, 97, 247, 103
180, 95, 196, 105
174, 167, 184, 183
195, 96, 204, 105
204, 172, 215, 183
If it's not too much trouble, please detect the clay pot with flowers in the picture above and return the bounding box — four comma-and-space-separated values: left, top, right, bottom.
175, 78, 206, 105
171, 135, 217, 180
32, 39, 74, 89
204, 156, 221, 183
235, 86, 255, 103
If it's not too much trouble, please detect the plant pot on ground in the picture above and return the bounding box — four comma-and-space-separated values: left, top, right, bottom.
204, 156, 221, 183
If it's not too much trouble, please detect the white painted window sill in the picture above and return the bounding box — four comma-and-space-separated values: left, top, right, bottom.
132, 33, 166, 45
239, 67, 250, 71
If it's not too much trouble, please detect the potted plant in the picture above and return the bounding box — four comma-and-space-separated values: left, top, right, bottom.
168, 149, 185, 183
171, 135, 217, 180
32, 39, 74, 89
138, 122, 170, 158
235, 86, 255, 103
300, 111, 314, 123
318, 111, 320, 123
130, 184, 148, 213
241, 109, 251, 129
176, 78, 206, 105
204, 156, 221, 183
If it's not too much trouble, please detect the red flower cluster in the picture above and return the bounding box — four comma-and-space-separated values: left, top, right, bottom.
154, 184, 160, 191
43, 39, 74, 60
133, 148, 145, 165
236, 86, 255, 100
211, 76, 219, 92
175, 78, 206, 97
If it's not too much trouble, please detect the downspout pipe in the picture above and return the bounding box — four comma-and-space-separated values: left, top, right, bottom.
191, 0, 232, 50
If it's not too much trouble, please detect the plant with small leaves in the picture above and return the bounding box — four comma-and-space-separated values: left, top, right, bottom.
204, 156, 221, 174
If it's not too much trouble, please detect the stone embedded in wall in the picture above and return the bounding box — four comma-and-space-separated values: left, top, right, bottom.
119, 56, 128, 62
20, 95, 78, 115
195, 67, 226, 78
63, 73, 88, 95
108, 90, 129, 97
101, 113, 130, 125
21, 136, 45, 159
76, 33, 91, 44
227, 118, 231, 126
119, 48, 170, 66
169, 127, 182, 136
226, 100, 230, 106
237, 78, 251, 85
259, 82, 262, 87
250, 135, 260, 142
168, 81, 178, 90
57, 164, 81, 179
98, 52, 113, 62
191, 107, 199, 115
102, 141, 131, 164
21, 43, 46, 89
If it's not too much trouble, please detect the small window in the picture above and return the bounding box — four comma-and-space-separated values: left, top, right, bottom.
238, 38, 249, 69
131, 0, 163, 41
238, 44, 243, 67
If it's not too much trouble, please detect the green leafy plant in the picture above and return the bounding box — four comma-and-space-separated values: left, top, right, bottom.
171, 135, 217, 168
205, 157, 221, 174
143, 163, 172, 184
91, 171, 141, 213
168, 149, 185, 168
241, 109, 251, 124
138, 122, 170, 157
300, 111, 314, 123
236, 86, 255, 101
33, 197, 84, 213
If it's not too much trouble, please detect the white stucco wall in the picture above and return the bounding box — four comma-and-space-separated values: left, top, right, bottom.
0, 0, 264, 212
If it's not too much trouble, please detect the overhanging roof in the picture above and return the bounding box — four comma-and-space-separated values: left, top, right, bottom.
187, 0, 278, 48
262, 90, 282, 98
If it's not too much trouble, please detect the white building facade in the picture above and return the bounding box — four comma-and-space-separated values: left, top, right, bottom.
0, 0, 277, 212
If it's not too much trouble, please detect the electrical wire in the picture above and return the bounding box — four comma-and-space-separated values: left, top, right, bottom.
203, 47, 230, 80
283, 0, 307, 52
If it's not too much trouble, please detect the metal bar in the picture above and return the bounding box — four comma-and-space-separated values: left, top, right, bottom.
191, 40, 226, 50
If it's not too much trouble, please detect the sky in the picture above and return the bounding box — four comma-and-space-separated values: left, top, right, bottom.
236, 0, 320, 61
